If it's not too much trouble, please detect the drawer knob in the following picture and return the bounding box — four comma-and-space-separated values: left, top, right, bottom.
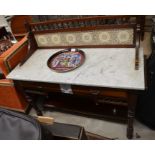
113, 108, 117, 115
38, 86, 43, 89
90, 90, 100, 95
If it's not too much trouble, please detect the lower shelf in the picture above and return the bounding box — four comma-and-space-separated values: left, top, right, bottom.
43, 93, 128, 122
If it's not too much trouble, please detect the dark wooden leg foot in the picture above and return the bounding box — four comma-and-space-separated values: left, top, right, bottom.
31, 99, 43, 116
25, 103, 33, 115
36, 110, 43, 116
127, 111, 134, 139
127, 127, 133, 139
33, 96, 44, 116
25, 93, 43, 116
33, 95, 48, 116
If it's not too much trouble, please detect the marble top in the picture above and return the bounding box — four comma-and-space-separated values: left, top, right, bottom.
7, 48, 145, 90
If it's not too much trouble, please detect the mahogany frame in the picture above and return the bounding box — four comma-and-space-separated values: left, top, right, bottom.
15, 16, 145, 139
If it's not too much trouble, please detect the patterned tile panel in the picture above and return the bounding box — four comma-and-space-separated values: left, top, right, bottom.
35, 28, 134, 47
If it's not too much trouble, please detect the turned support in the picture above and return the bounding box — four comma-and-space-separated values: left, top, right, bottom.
127, 93, 137, 139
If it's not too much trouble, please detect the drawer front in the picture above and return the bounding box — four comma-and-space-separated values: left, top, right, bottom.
100, 90, 128, 99
19, 81, 128, 105
72, 85, 100, 96
20, 81, 61, 92
72, 85, 128, 98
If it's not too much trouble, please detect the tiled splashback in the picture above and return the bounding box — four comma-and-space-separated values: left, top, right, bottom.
35, 28, 134, 47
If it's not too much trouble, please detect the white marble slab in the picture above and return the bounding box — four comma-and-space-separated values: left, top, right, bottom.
7, 48, 145, 90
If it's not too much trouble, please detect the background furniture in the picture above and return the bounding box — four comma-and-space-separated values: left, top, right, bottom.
0, 27, 13, 56
0, 36, 29, 112
0, 27, 8, 39
10, 15, 32, 41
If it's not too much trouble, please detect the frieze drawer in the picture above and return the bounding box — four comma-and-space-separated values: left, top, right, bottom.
19, 81, 60, 92
72, 85, 128, 99
19, 81, 128, 103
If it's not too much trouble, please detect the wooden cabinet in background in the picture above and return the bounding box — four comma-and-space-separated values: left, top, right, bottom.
10, 15, 32, 41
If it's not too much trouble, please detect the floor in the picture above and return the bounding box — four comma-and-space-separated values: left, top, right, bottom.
30, 108, 155, 140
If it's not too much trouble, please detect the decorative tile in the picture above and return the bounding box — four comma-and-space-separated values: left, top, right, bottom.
117, 30, 131, 43
65, 34, 76, 44
37, 35, 48, 46
98, 31, 111, 43
50, 34, 61, 45
35, 28, 134, 47
81, 32, 93, 43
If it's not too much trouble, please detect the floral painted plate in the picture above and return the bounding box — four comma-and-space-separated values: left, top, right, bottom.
47, 48, 85, 73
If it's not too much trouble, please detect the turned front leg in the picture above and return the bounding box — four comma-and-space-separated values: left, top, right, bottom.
127, 109, 134, 139
127, 93, 137, 139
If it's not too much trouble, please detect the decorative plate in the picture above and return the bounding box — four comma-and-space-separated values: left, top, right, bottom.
47, 48, 85, 73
